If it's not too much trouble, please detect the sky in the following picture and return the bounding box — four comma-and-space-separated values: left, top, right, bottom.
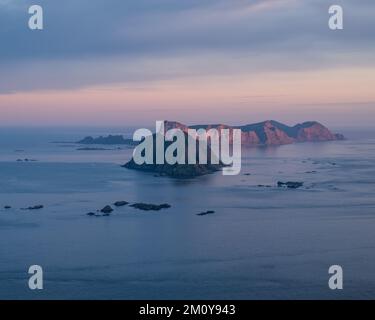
0, 0, 374, 127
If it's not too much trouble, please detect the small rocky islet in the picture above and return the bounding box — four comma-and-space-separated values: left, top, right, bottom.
113, 201, 129, 207
22, 205, 44, 210
197, 210, 215, 216
122, 133, 223, 179
77, 135, 137, 146
100, 205, 114, 214
277, 181, 304, 189
130, 203, 171, 211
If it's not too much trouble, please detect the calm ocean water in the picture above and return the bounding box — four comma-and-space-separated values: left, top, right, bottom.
1, 127, 375, 299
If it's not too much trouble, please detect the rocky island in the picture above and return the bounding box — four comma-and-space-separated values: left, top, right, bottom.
77, 135, 137, 145
122, 120, 344, 178
123, 130, 223, 178
78, 120, 343, 148
164, 120, 344, 146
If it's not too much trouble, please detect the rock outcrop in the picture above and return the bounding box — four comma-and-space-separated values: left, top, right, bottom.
130, 203, 171, 211
197, 210, 215, 216
123, 131, 223, 178
77, 135, 137, 145
277, 181, 304, 189
113, 201, 129, 207
23, 205, 44, 210
100, 205, 114, 214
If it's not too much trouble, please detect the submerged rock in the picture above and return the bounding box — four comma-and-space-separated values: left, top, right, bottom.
113, 201, 129, 207
100, 205, 114, 214
130, 203, 171, 211
86, 212, 96, 216
277, 181, 304, 189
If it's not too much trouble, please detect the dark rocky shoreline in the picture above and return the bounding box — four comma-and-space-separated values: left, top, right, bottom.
123, 161, 222, 179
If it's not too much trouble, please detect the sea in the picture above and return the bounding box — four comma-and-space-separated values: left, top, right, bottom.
0, 126, 375, 299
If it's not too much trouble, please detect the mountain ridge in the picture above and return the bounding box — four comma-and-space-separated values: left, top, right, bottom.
165, 120, 345, 146
77, 120, 344, 147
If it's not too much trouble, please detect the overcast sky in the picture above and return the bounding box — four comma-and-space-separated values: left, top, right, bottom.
0, 0, 374, 127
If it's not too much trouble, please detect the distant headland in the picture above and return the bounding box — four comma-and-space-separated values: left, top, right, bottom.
77, 120, 344, 147
163, 120, 344, 146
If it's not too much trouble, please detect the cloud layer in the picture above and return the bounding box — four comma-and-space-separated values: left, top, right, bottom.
0, 0, 374, 93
